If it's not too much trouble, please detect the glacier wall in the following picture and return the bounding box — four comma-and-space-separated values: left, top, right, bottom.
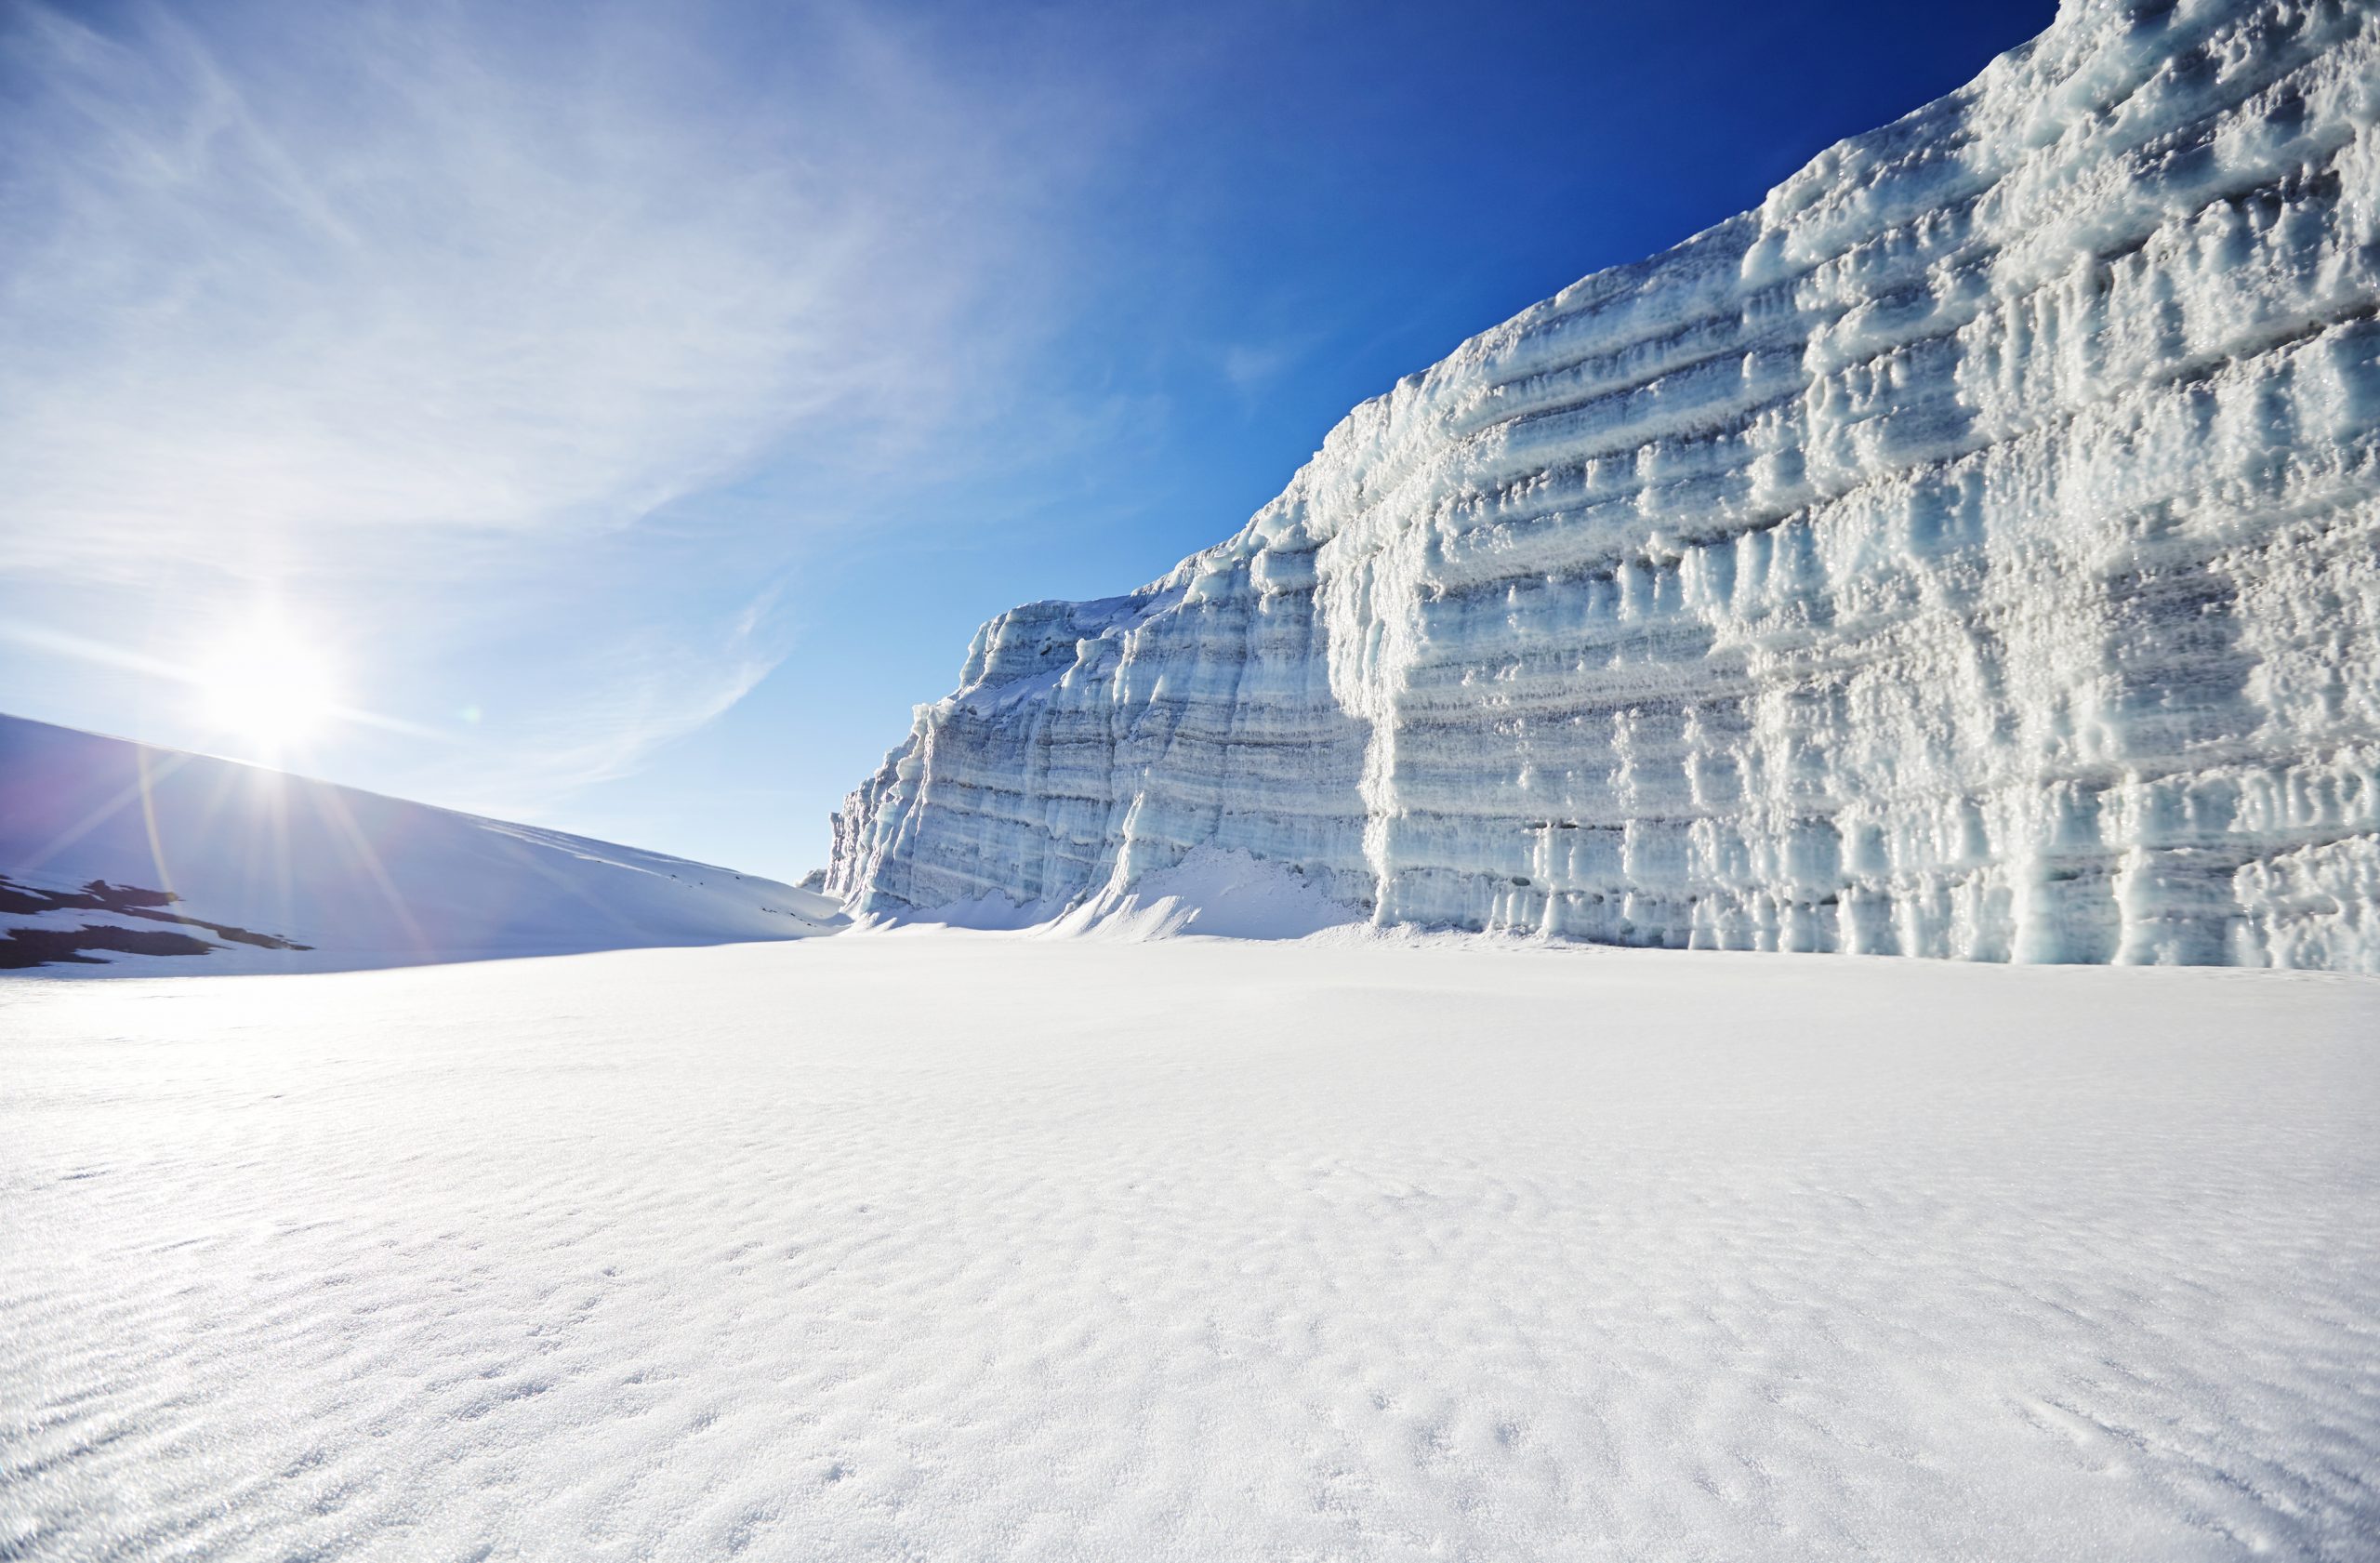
831, 0, 2380, 970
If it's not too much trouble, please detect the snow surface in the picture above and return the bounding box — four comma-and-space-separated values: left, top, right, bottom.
4, 934, 2375, 1559
866, 848, 1364, 941
833, 0, 2380, 971
0, 714, 843, 974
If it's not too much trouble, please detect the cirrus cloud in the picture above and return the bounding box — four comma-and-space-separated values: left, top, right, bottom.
0, 0, 1103, 798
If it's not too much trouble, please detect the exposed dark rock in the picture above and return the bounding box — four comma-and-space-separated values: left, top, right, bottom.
0, 874, 311, 970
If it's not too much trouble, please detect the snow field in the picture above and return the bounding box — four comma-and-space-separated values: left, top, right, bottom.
3, 935, 2375, 1559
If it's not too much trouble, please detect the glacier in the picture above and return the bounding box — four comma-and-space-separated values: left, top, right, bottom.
830, 0, 2380, 971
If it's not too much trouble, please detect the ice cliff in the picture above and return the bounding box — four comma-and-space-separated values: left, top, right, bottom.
831, 0, 2380, 970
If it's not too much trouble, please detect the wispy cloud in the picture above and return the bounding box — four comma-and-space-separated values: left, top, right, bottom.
0, 0, 1099, 794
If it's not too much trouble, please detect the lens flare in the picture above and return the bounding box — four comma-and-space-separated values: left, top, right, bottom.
194, 624, 341, 757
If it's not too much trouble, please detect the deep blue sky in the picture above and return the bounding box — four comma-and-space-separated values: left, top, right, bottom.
0, 0, 2057, 880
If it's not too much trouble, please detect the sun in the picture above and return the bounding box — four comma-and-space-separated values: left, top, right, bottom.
194, 625, 342, 757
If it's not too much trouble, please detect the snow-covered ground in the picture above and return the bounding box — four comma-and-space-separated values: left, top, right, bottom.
5, 934, 2373, 1560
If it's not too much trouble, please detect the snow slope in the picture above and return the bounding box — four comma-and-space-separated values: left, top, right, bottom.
2, 935, 2373, 1558
833, 0, 2380, 970
854, 847, 1366, 941
0, 713, 842, 973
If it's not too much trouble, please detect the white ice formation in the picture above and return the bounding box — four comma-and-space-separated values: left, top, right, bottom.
832, 0, 2380, 970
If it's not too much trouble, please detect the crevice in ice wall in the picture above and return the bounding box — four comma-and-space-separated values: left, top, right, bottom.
831, 0, 2380, 970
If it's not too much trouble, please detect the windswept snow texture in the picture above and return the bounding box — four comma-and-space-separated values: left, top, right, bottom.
0, 713, 842, 973
833, 0, 2380, 970
2, 938, 2375, 1559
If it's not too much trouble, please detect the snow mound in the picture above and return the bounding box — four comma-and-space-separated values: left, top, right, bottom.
1048, 849, 1365, 940
0, 713, 844, 974
859, 850, 1360, 941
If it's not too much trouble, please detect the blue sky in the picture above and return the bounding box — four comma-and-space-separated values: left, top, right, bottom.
0, 0, 2057, 881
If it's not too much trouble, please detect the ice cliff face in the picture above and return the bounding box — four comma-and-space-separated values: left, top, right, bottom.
832, 0, 2380, 970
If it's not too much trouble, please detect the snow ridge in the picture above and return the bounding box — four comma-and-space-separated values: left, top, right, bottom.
832, 0, 2380, 969
0, 714, 843, 972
